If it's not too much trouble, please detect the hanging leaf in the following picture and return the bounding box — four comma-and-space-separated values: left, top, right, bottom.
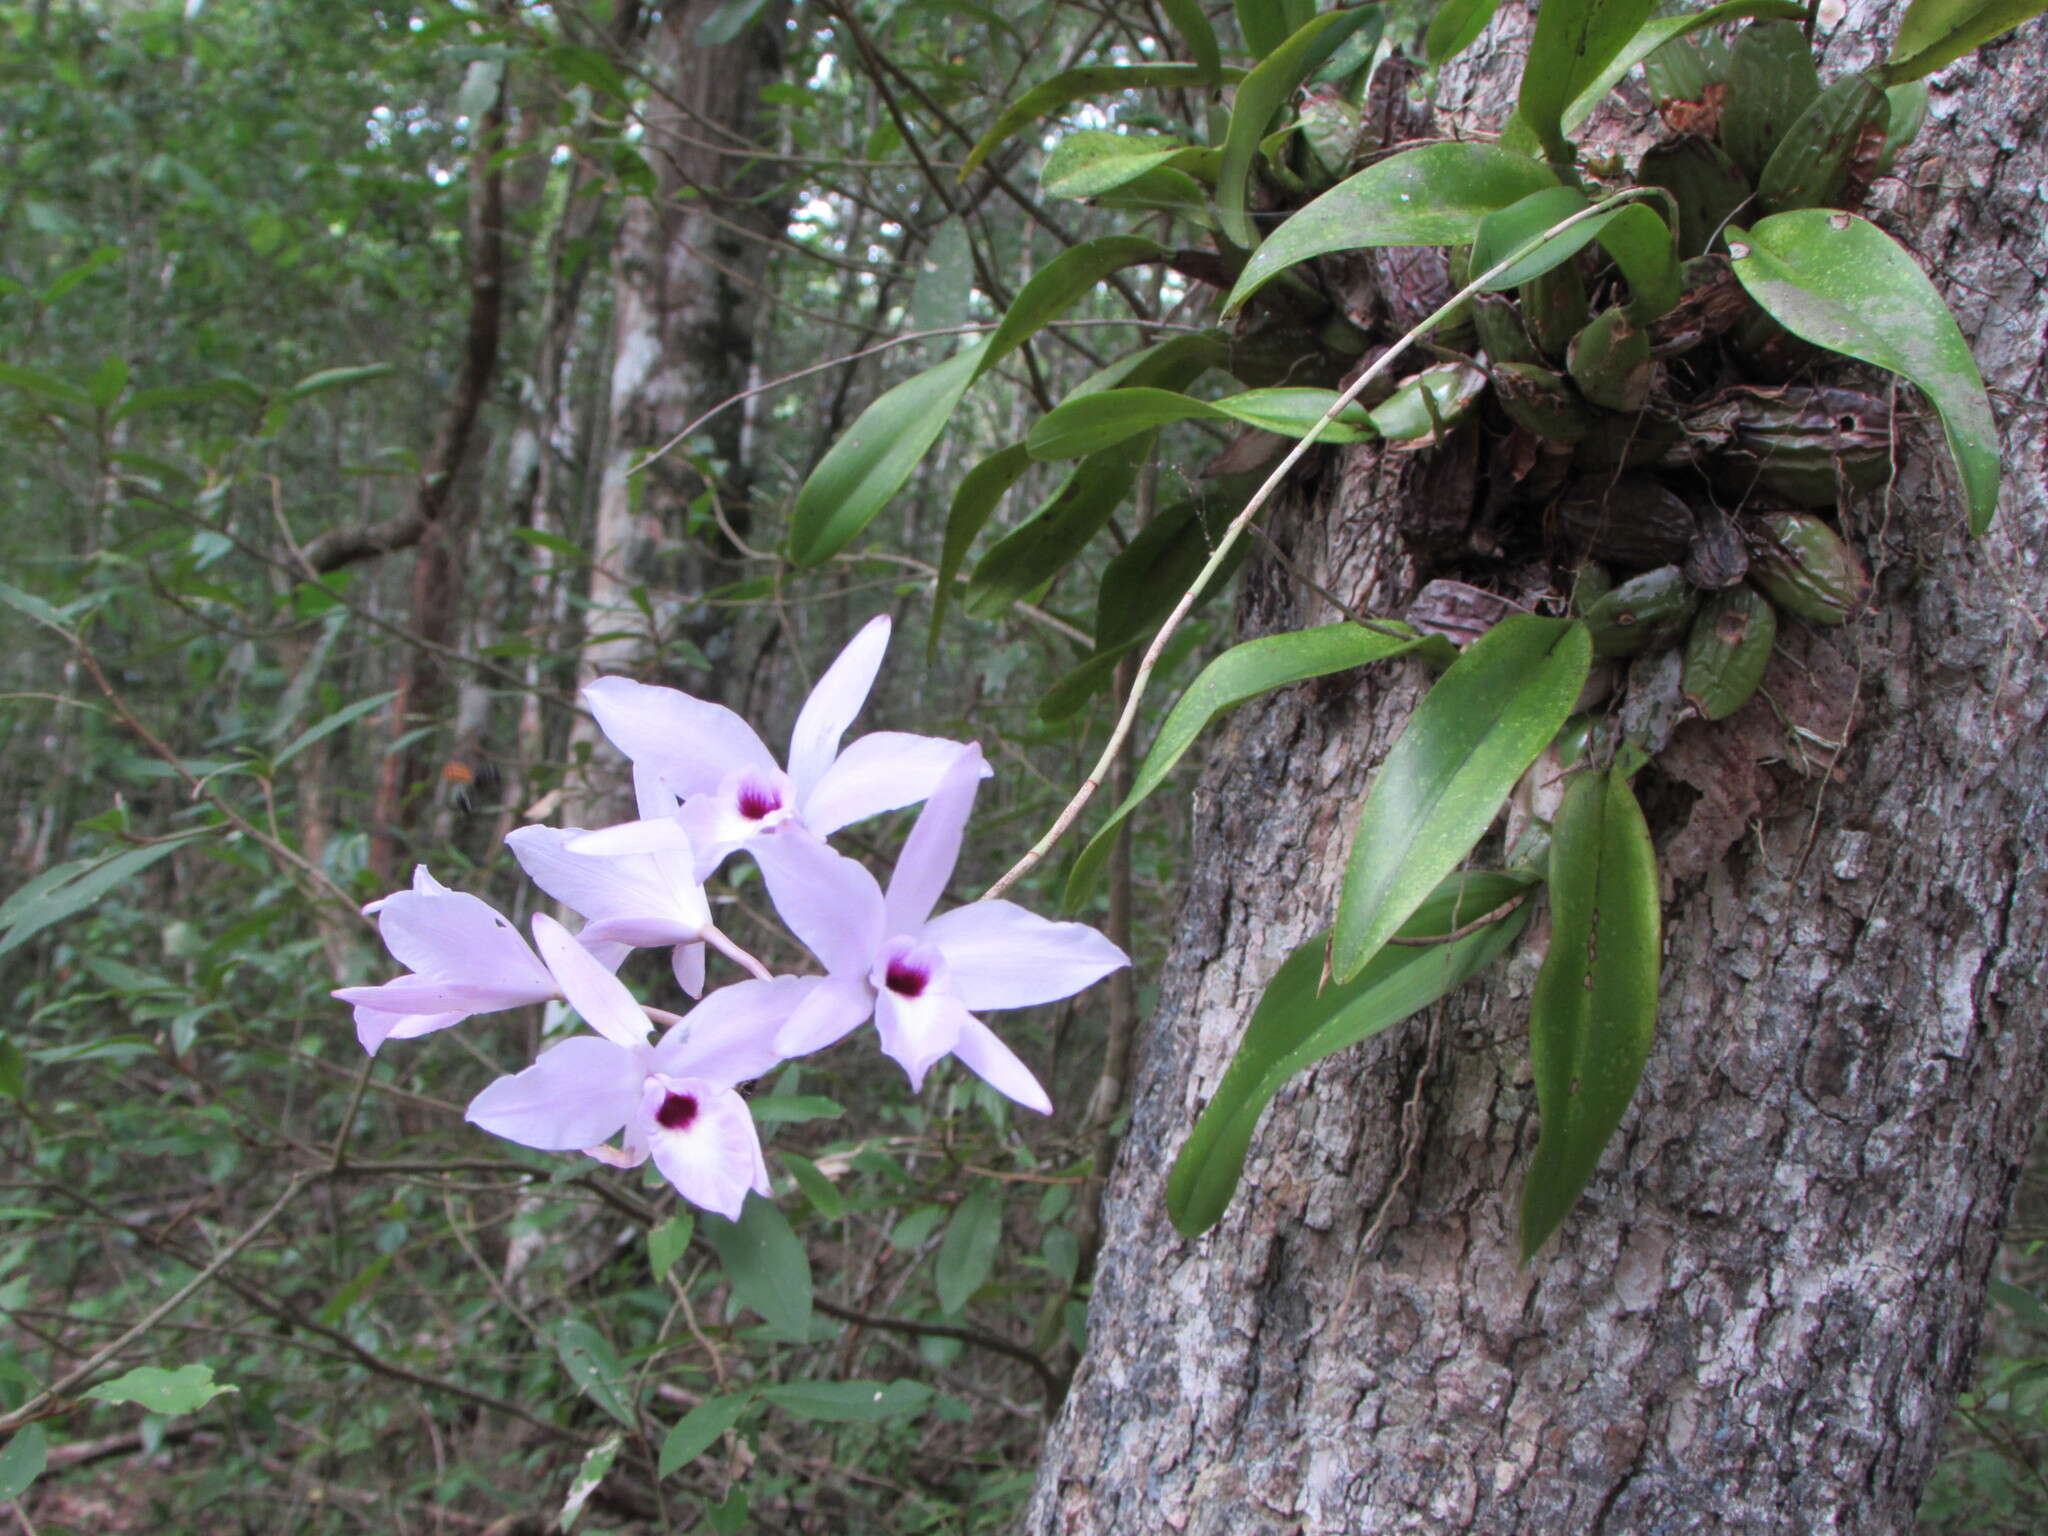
1331, 616, 1591, 984
1558, 0, 1805, 134
0, 1424, 45, 1504
931, 443, 1032, 645
964, 437, 1151, 619
0, 831, 213, 959
1520, 767, 1660, 1261
1887, 0, 2048, 82
1517, 0, 1660, 162
972, 236, 1166, 385
1215, 8, 1380, 248
285, 362, 396, 401
702, 1195, 814, 1338
1726, 211, 2000, 531
1065, 622, 1446, 910
84, 1363, 237, 1415
780, 1151, 846, 1219
1168, 871, 1536, 1236
934, 1182, 1004, 1314
1160, 0, 1222, 73
960, 65, 1239, 180
647, 1212, 694, 1280
1025, 385, 1377, 460
559, 1435, 622, 1532
658, 1394, 751, 1477
760, 1379, 935, 1423
1225, 144, 1556, 313
787, 339, 985, 567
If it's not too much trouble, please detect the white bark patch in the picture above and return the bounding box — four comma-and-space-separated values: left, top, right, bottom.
610, 325, 661, 402
1936, 942, 1985, 1056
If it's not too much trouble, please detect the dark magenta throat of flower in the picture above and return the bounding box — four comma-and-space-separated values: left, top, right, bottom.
884, 957, 929, 998
737, 781, 783, 820
655, 1091, 700, 1132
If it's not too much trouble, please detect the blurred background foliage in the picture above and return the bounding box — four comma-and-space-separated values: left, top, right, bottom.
0, 0, 2038, 1530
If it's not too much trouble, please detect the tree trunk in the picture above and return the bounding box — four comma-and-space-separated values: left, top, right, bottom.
571, 0, 785, 820
1026, 5, 2048, 1531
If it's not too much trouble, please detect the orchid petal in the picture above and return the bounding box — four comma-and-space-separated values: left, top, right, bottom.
507, 825, 710, 937
352, 1004, 464, 1056
883, 745, 985, 936
672, 940, 706, 999
533, 913, 654, 1049
874, 988, 971, 1092
653, 976, 807, 1084
371, 885, 554, 996
640, 1077, 770, 1221
771, 976, 876, 1057
578, 915, 709, 948
465, 1035, 643, 1150
951, 1015, 1054, 1114
568, 817, 696, 858
787, 615, 891, 804
583, 676, 776, 796
633, 763, 681, 821
920, 900, 1130, 1011
801, 732, 987, 837
753, 830, 886, 978
362, 864, 449, 916
333, 975, 552, 1015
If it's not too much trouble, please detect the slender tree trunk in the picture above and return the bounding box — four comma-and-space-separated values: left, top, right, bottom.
572, 0, 786, 820
1027, 7, 2048, 1532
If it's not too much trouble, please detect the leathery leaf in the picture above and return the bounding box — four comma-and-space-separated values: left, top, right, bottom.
1727, 211, 2000, 532
1520, 766, 1660, 1262
1332, 616, 1591, 983
1168, 871, 1536, 1237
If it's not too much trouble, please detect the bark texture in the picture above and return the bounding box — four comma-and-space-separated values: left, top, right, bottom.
1026, 5, 2048, 1531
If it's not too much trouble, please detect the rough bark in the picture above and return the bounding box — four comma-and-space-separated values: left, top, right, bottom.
1026, 5, 2048, 1532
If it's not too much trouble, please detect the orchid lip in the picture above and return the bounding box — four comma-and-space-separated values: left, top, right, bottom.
737, 781, 784, 821
884, 957, 928, 998
654, 1090, 700, 1131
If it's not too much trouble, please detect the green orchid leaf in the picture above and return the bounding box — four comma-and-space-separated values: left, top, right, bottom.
1025, 385, 1376, 461
909, 216, 973, 335
1168, 871, 1536, 1236
1066, 622, 1445, 910
931, 444, 1031, 646
1558, 0, 1805, 134
1427, 0, 1510, 63
934, 1181, 1003, 1314
974, 236, 1167, 385
1756, 71, 1889, 214
1887, 0, 2048, 82
1727, 211, 2000, 531
1518, 0, 1661, 163
1332, 616, 1591, 983
1042, 131, 1217, 200
1225, 144, 1556, 313
964, 437, 1152, 619
1367, 362, 1488, 447
84, 1363, 237, 1415
702, 1194, 814, 1338
1216, 8, 1379, 248
787, 339, 985, 567
960, 65, 1238, 180
1520, 767, 1660, 1262
1469, 186, 1604, 290
1161, 0, 1222, 74
1596, 203, 1683, 320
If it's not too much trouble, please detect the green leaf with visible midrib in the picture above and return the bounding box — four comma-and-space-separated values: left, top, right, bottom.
658, 1394, 750, 1477
1225, 145, 1557, 313
1331, 616, 1591, 984
934, 1182, 1002, 1314
1168, 872, 1536, 1236
1520, 767, 1660, 1262
1727, 211, 2000, 532
787, 340, 986, 567
1557, 0, 1806, 134
1024, 385, 1376, 461
1065, 622, 1444, 910
1215, 8, 1379, 249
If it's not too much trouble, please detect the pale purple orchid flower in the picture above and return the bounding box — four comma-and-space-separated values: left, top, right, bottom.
334, 867, 560, 1056
504, 770, 742, 997
464, 913, 793, 1221
753, 747, 1128, 1113
577, 615, 982, 878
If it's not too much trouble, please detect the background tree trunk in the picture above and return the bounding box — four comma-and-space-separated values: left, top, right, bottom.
571, 0, 786, 820
1026, 4, 2048, 1530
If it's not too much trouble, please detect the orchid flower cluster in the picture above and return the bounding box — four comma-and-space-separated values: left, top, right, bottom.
334, 618, 1128, 1221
